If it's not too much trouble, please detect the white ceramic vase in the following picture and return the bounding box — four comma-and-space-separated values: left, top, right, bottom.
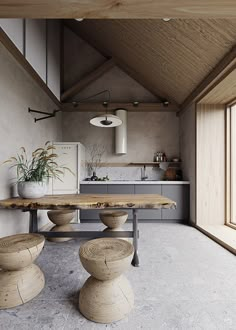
17, 181, 47, 199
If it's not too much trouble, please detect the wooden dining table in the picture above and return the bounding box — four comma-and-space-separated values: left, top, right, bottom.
0, 193, 176, 267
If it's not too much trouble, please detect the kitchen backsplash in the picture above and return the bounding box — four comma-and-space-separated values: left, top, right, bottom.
86, 165, 168, 181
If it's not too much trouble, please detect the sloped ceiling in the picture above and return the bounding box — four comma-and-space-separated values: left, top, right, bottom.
65, 19, 236, 105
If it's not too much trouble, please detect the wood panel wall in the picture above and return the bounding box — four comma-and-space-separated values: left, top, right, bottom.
196, 104, 225, 226
179, 103, 196, 224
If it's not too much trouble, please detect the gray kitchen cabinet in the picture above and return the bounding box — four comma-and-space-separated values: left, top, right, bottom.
80, 184, 108, 221
107, 185, 134, 220
107, 185, 134, 194
25, 19, 46, 82
0, 19, 24, 53
161, 185, 189, 220
81, 184, 108, 194
135, 185, 162, 220
80, 183, 189, 222
47, 20, 60, 99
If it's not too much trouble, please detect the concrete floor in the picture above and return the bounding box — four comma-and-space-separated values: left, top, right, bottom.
1, 223, 236, 330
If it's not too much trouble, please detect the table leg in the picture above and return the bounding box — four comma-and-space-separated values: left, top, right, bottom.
29, 210, 38, 233
132, 209, 139, 267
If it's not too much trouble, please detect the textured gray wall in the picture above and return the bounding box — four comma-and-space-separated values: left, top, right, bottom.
62, 111, 180, 163
63, 27, 160, 103
62, 27, 179, 175
0, 43, 62, 237
180, 104, 196, 224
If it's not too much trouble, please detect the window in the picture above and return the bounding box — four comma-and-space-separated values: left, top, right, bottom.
226, 103, 236, 225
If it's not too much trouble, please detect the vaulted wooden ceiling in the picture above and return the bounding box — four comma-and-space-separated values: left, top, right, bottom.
65, 19, 236, 107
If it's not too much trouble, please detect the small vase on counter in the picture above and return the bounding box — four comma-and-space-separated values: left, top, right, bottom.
90, 172, 98, 181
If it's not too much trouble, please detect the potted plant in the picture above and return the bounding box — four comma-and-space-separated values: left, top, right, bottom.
3, 141, 73, 198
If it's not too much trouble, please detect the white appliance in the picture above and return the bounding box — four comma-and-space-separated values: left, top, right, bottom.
51, 142, 86, 222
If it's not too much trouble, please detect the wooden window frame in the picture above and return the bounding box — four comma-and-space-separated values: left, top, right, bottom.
226, 100, 236, 229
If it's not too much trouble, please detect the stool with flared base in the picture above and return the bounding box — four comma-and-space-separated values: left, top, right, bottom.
47, 210, 75, 242
0, 233, 45, 309
79, 238, 134, 323
99, 211, 128, 240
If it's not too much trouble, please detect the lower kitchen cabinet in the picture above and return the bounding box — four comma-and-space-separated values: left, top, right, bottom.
135, 185, 162, 220
80, 184, 108, 221
80, 183, 189, 222
107, 185, 134, 220
161, 185, 189, 221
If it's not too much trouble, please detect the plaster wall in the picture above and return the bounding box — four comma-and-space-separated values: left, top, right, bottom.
63, 27, 105, 91
62, 27, 178, 180
63, 28, 159, 103
179, 104, 196, 224
62, 111, 180, 180
0, 43, 62, 237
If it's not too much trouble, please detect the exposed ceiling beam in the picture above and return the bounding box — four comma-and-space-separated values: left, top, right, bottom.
1, 1, 236, 18
64, 20, 179, 107
180, 45, 236, 113
61, 102, 179, 112
61, 58, 115, 101
0, 27, 61, 108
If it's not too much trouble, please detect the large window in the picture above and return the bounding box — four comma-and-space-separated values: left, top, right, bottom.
226, 103, 236, 225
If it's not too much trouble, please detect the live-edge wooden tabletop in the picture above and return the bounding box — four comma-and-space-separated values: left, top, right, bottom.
0, 194, 176, 210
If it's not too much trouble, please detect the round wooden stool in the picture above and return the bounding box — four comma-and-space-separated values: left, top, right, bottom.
79, 238, 134, 323
47, 210, 75, 242
100, 211, 128, 236
0, 233, 45, 309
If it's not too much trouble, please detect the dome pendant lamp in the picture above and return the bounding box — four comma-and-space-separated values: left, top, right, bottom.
70, 90, 122, 128
88, 91, 122, 128
90, 113, 122, 128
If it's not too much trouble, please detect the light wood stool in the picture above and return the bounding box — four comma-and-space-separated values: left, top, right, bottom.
0, 233, 45, 309
47, 210, 75, 242
79, 238, 134, 323
99, 211, 128, 237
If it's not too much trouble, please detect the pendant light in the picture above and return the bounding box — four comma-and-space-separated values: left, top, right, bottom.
67, 90, 122, 128
88, 90, 122, 128
90, 114, 122, 127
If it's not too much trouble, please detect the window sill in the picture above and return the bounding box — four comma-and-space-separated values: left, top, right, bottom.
196, 224, 236, 255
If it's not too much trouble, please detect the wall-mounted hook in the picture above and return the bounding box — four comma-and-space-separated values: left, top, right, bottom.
28, 108, 60, 122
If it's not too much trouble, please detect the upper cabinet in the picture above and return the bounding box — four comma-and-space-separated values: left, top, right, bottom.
25, 19, 47, 82
47, 20, 61, 100
0, 19, 24, 54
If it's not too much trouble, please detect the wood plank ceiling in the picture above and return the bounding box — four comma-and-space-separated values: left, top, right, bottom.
200, 69, 236, 104
1, 1, 236, 18
66, 19, 236, 106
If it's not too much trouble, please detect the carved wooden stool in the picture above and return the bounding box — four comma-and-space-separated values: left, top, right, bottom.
99, 211, 128, 237
47, 210, 75, 242
79, 238, 134, 323
0, 233, 45, 309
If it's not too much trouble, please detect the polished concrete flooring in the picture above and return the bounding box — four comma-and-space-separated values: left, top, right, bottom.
1, 223, 236, 330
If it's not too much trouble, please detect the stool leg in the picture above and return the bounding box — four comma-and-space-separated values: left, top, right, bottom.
48, 223, 74, 242
79, 274, 134, 323
132, 209, 139, 267
0, 264, 45, 309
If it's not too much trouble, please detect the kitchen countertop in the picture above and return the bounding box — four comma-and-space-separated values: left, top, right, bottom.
80, 181, 190, 185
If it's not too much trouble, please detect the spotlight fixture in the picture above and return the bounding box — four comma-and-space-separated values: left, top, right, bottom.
162, 18, 171, 22
75, 18, 84, 21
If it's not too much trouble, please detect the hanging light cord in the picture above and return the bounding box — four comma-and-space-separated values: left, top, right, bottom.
72, 90, 111, 107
